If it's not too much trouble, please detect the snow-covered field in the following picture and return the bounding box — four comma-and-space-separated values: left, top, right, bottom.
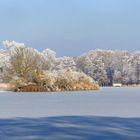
0, 87, 140, 139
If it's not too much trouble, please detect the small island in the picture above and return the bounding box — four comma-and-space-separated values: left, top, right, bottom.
0, 41, 99, 92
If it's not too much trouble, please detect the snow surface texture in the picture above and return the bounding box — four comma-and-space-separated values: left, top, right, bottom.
0, 87, 140, 139
0, 116, 140, 140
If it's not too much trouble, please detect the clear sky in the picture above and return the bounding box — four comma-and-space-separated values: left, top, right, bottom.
0, 0, 140, 56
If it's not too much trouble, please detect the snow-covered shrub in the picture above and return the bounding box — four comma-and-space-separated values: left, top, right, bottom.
3, 41, 43, 83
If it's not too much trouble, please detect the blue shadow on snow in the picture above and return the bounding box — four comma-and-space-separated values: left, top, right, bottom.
0, 116, 140, 140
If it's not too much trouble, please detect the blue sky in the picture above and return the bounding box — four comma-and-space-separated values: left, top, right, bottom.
0, 0, 140, 56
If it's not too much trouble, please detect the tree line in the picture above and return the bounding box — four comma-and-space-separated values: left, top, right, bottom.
0, 40, 140, 88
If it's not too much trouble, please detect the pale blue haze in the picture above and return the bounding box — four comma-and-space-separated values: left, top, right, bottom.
0, 0, 140, 56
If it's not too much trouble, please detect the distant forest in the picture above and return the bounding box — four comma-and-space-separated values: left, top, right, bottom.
0, 40, 140, 87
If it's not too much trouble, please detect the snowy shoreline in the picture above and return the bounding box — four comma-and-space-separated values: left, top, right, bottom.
0, 83, 140, 93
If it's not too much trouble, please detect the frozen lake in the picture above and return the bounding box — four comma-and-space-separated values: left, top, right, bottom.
0, 87, 140, 140
0, 87, 140, 118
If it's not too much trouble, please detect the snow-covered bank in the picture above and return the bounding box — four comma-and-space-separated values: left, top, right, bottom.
0, 116, 140, 140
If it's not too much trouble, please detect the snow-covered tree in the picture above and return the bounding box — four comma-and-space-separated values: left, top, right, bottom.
76, 49, 140, 86
3, 41, 43, 83
76, 50, 108, 86
56, 56, 76, 71
42, 48, 57, 70
132, 52, 140, 84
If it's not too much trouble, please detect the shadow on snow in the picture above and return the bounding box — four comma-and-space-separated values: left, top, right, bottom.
0, 116, 140, 140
